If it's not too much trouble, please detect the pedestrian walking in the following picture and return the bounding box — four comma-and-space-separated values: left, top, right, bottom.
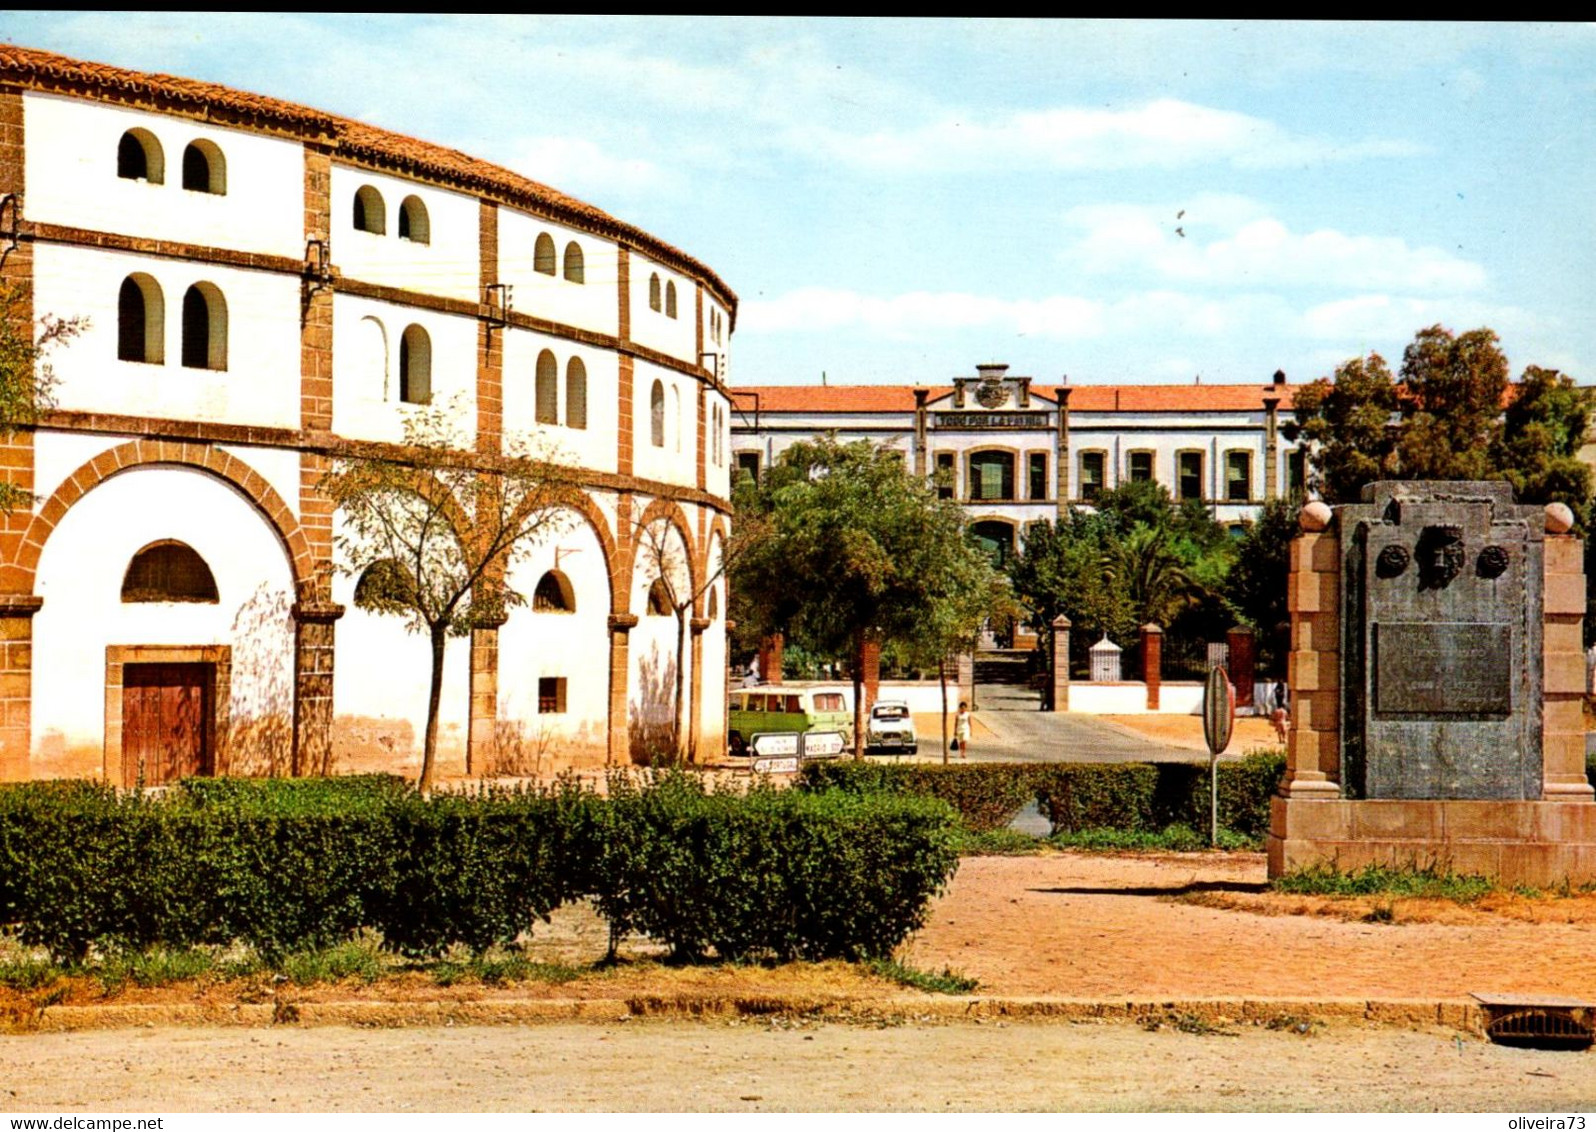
1270, 681, 1289, 743
955, 701, 972, 759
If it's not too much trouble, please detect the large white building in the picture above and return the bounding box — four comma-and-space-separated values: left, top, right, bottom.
0, 45, 736, 783
731, 363, 1305, 558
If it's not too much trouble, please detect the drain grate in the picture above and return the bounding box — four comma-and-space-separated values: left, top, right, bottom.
1473, 993, 1595, 1050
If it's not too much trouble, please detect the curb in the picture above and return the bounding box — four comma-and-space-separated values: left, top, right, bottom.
5, 995, 1486, 1034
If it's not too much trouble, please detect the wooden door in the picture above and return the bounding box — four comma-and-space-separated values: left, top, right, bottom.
123, 663, 212, 786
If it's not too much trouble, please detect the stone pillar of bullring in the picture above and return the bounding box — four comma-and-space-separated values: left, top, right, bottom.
607, 614, 638, 766
689, 616, 709, 762
290, 600, 344, 777
467, 611, 508, 777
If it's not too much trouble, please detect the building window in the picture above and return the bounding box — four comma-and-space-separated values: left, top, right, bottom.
968, 451, 1015, 502
180, 140, 225, 194
358, 316, 389, 400
538, 676, 567, 714
535, 350, 559, 425
399, 325, 431, 404
1028, 453, 1049, 501
566, 358, 587, 430
1287, 449, 1306, 496
649, 273, 661, 312
646, 577, 671, 615
398, 195, 430, 244
671, 385, 681, 452
533, 570, 575, 612
117, 129, 164, 184
354, 558, 413, 612
1078, 451, 1105, 501
649, 380, 665, 448
736, 451, 760, 483
117, 274, 164, 364
353, 185, 386, 235
121, 540, 218, 603
935, 452, 956, 499
665, 281, 678, 319
563, 242, 584, 283
1225, 450, 1252, 502
534, 233, 557, 275
970, 520, 1015, 564
1127, 450, 1154, 484
1177, 451, 1204, 502
180, 283, 227, 371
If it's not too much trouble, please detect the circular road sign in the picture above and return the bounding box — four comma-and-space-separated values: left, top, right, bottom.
1202, 665, 1235, 756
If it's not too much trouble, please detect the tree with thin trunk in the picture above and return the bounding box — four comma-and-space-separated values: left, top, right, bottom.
0, 283, 82, 511
629, 509, 731, 764
322, 404, 570, 793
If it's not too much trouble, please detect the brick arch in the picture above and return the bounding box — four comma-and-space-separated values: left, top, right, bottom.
1, 440, 316, 597
696, 513, 730, 618
631, 496, 696, 613
539, 489, 620, 614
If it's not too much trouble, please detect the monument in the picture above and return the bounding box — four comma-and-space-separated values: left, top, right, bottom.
1268, 481, 1596, 884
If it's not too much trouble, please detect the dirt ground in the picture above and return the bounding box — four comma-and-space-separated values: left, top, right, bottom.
1100, 712, 1284, 753
5, 1017, 1596, 1112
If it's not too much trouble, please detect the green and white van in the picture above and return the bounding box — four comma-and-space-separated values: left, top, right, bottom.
726, 686, 852, 761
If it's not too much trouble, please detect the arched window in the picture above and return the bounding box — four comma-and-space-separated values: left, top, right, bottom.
399, 324, 431, 404
566, 358, 587, 431
649, 379, 665, 448
534, 233, 556, 275
562, 241, 584, 283
117, 129, 164, 184
671, 385, 681, 452
358, 316, 389, 400
121, 540, 218, 603
181, 139, 225, 194
648, 273, 661, 312
532, 570, 575, 613
665, 281, 678, 319
353, 185, 386, 235
646, 577, 671, 616
117, 274, 164, 364
180, 283, 227, 371
354, 558, 415, 613
535, 349, 558, 425
398, 195, 430, 244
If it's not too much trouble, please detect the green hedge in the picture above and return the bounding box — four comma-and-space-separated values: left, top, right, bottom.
800, 751, 1286, 841
0, 773, 958, 964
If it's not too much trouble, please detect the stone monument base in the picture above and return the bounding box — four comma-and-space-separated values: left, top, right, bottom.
1269, 796, 1596, 886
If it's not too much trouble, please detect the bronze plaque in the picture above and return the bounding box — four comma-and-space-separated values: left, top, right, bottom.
1374, 622, 1511, 715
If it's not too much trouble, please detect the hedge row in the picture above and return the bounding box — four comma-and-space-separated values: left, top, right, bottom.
798, 751, 1286, 840
0, 774, 959, 964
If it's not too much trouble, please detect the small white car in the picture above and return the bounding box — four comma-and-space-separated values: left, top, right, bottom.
866, 700, 918, 756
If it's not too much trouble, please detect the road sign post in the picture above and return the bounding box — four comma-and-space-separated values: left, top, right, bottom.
1201, 665, 1235, 848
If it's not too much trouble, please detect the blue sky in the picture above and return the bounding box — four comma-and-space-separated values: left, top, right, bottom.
4, 16, 1593, 389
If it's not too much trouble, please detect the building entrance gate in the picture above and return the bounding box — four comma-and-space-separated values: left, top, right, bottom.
122, 662, 213, 786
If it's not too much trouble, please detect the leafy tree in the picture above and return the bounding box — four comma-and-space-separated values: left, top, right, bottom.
322, 405, 570, 792
1288, 352, 1401, 505
1224, 496, 1299, 672
729, 438, 1003, 758
0, 284, 84, 511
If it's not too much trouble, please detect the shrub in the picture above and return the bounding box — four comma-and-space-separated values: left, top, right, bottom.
797, 760, 1037, 830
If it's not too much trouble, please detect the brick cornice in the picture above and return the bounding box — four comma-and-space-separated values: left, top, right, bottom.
32, 410, 732, 516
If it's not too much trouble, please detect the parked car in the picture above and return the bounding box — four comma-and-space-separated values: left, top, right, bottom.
727, 685, 851, 760
866, 700, 917, 756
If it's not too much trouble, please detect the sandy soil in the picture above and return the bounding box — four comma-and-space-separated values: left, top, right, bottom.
4, 1018, 1595, 1112
1099, 712, 1284, 752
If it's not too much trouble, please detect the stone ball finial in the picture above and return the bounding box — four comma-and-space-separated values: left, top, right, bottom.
1299, 500, 1332, 532
1546, 502, 1575, 534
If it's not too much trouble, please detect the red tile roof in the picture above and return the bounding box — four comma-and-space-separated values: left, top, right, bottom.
730, 383, 1296, 413
0, 43, 736, 311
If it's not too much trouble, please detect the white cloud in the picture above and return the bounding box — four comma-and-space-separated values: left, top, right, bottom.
790, 99, 1421, 174
506, 137, 679, 200
1064, 199, 1487, 294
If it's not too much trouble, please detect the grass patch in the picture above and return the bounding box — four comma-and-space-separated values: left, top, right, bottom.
277, 938, 385, 986
1045, 824, 1257, 852
0, 954, 63, 991
1273, 862, 1495, 903
866, 957, 978, 995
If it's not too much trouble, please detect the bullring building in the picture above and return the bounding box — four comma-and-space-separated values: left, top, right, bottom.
731, 364, 1305, 559
0, 45, 735, 782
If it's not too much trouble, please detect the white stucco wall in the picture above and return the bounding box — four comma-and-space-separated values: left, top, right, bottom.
330, 294, 478, 444
499, 327, 618, 474
329, 164, 479, 303
631, 362, 698, 488
31, 464, 298, 767
497, 210, 617, 338
24, 92, 305, 259
33, 243, 302, 429
629, 254, 695, 363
